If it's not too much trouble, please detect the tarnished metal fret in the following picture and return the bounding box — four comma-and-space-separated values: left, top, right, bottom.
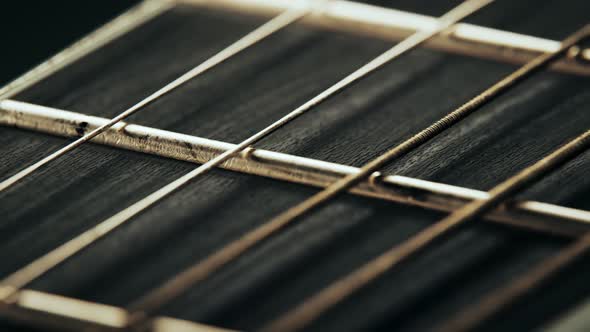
264, 25, 590, 332
1, 0, 589, 331
437, 118, 590, 331
438, 207, 590, 332
0, 288, 230, 332
0, 1, 310, 311
0, 0, 493, 328
189, 0, 590, 76
2, 100, 589, 238
272, 129, 590, 332
116, 0, 496, 327
0, 2, 309, 193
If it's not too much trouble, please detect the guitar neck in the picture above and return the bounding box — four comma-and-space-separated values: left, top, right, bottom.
1, 1, 590, 331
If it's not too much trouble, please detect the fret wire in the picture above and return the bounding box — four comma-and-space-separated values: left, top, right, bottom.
437, 210, 590, 332
3, 100, 590, 238
0, 2, 585, 332
0, 0, 490, 318
0, 4, 309, 193
118, 0, 496, 325
261, 26, 590, 332
119, 11, 590, 332
193, 0, 590, 76
0, 288, 227, 332
2, 4, 586, 332
0, 4, 309, 302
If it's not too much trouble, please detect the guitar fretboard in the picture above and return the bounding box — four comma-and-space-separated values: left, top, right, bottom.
0, 0, 589, 331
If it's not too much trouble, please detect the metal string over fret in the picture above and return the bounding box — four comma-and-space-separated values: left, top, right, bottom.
0, 3, 310, 300
262, 25, 590, 332
123, 13, 590, 332
438, 116, 590, 329
120, 0, 496, 326
1, 1, 589, 331
0, 3, 309, 193
0, 0, 493, 324
436, 136, 590, 332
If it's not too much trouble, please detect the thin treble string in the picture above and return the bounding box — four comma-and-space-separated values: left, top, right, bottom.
262, 25, 590, 332
0, 0, 487, 314
121, 0, 495, 326
0, 5, 309, 193
0, 4, 311, 301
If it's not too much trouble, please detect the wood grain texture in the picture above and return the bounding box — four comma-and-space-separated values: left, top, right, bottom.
1, 1, 590, 331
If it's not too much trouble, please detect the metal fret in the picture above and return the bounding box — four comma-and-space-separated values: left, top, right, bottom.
437, 156, 590, 331
271, 128, 590, 332
264, 25, 590, 332
0, 288, 229, 331
0, 3, 309, 193
122, 1, 497, 325
0, 1, 589, 331
189, 0, 590, 76
439, 220, 590, 332
0, 0, 492, 325
2, 100, 589, 238
111, 16, 590, 332
2, 0, 589, 101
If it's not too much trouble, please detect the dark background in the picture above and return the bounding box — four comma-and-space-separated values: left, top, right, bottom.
0, 1, 139, 86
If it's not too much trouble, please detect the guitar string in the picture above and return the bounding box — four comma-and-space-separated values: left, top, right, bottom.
261, 25, 590, 332
3, 6, 588, 332
124, 7, 587, 331
120, 0, 496, 326
437, 117, 590, 329
0, 0, 493, 321
4, 1, 584, 330
267, 131, 590, 332
0, 3, 312, 301
438, 202, 590, 332
439, 202, 590, 332
0, 3, 585, 332
0, 4, 310, 193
